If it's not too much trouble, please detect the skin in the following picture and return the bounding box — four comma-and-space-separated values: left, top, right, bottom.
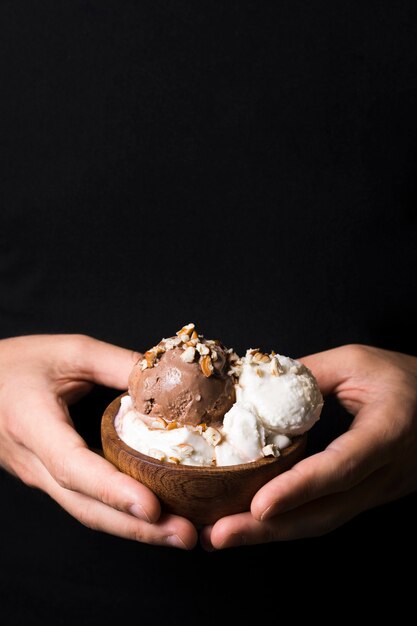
200, 344, 417, 549
0, 335, 198, 549
1, 337, 416, 550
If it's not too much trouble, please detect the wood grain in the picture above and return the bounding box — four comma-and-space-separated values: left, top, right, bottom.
101, 393, 307, 526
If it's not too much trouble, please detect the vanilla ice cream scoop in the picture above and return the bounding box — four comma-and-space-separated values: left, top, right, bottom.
235, 350, 323, 435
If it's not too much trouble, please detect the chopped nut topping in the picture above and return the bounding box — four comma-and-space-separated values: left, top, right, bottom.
262, 444, 280, 458
164, 336, 182, 350
176, 323, 195, 337
181, 346, 196, 363
166, 421, 178, 430
200, 354, 214, 377
170, 443, 194, 458
256, 367, 264, 377
202, 426, 222, 446
145, 350, 157, 368
252, 351, 270, 364
138, 323, 242, 384
270, 357, 284, 376
150, 417, 167, 430
196, 342, 210, 356
169, 456, 181, 464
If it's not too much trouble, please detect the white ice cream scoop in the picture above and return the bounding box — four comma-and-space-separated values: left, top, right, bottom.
235, 350, 323, 435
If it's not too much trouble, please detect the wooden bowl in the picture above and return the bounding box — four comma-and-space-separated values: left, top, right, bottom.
101, 393, 307, 527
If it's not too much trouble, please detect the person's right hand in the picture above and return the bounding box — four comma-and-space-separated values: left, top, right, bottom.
0, 334, 197, 549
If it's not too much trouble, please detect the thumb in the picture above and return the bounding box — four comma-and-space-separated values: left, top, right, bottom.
66, 335, 142, 389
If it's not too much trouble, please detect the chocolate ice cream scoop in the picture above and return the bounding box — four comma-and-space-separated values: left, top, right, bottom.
128, 324, 237, 427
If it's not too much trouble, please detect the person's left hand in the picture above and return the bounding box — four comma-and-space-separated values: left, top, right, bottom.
200, 344, 417, 550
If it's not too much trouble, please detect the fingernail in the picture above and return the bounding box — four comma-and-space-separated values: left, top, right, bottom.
165, 534, 188, 550
129, 503, 151, 522
260, 504, 275, 521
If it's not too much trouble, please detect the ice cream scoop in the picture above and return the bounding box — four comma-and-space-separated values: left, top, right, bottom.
128, 323, 236, 427
235, 349, 323, 435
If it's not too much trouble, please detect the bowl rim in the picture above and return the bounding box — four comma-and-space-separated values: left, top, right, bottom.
101, 392, 307, 475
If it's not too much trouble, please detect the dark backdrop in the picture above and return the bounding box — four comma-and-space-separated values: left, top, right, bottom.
1, 1, 416, 623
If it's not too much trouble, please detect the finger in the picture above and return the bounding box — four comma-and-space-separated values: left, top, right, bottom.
7, 444, 197, 548
62, 334, 141, 389
21, 397, 161, 522
251, 408, 389, 521
205, 466, 388, 549
35, 457, 197, 548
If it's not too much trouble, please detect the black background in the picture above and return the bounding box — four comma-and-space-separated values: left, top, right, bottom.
1, 1, 416, 623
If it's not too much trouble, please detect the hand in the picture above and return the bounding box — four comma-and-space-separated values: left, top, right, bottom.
0, 334, 197, 549
201, 344, 417, 549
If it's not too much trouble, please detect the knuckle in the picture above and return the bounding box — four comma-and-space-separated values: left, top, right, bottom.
19, 465, 39, 489
129, 527, 148, 543
68, 333, 91, 350
2, 408, 27, 446
77, 503, 100, 531
289, 466, 314, 502
4, 415, 22, 443
0, 437, 40, 489
8, 453, 40, 489
59, 334, 92, 372
342, 343, 370, 363
51, 452, 74, 489
335, 456, 358, 491
325, 444, 362, 491
95, 469, 146, 515
96, 474, 117, 507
